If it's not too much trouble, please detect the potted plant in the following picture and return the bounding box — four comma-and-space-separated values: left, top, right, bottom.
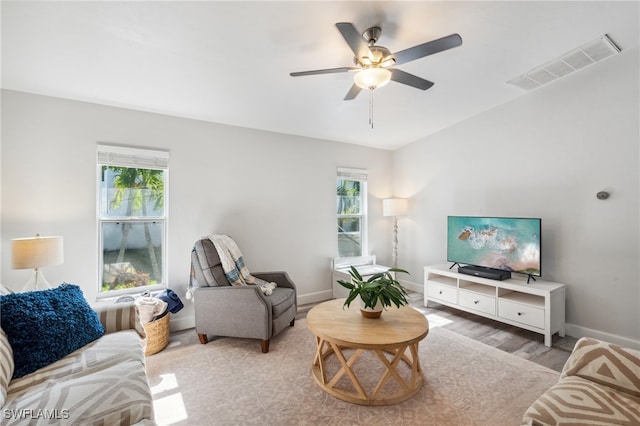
337, 266, 410, 318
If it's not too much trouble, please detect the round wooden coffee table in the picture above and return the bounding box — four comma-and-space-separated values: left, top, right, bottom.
306, 299, 429, 405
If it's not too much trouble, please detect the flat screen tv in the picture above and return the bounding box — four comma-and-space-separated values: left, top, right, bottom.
447, 216, 541, 277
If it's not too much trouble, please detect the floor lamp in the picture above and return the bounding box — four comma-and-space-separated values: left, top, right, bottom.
11, 234, 64, 292
383, 198, 408, 268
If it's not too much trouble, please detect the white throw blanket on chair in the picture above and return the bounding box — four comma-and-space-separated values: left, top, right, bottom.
208, 234, 277, 295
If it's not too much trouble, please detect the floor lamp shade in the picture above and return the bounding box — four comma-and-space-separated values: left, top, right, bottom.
383, 198, 408, 217
11, 235, 64, 291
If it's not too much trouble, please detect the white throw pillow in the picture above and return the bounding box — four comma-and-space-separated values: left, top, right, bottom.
0, 327, 15, 406
0, 283, 15, 405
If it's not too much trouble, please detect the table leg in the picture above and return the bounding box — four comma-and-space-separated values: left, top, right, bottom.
311, 340, 424, 405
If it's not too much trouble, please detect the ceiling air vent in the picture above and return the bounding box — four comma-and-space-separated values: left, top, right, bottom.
507, 34, 620, 91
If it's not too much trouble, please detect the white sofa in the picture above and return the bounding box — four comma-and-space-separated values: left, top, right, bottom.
1, 301, 155, 425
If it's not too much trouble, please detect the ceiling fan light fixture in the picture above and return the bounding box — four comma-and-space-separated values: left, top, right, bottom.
380, 56, 396, 67
354, 67, 391, 90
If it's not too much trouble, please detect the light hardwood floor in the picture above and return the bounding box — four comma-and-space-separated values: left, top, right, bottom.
297, 292, 577, 373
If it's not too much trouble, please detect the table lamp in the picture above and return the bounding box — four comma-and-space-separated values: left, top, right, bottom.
383, 198, 408, 268
11, 234, 64, 292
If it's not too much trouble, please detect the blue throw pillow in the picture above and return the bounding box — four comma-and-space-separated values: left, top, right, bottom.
0, 283, 104, 379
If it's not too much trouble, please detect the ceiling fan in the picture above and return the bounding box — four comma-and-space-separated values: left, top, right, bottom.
290, 22, 463, 100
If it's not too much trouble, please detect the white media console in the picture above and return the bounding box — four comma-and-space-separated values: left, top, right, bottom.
424, 264, 566, 347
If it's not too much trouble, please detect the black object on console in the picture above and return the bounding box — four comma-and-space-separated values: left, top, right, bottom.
458, 265, 511, 281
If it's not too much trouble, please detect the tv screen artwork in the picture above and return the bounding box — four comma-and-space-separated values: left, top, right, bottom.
447, 216, 541, 277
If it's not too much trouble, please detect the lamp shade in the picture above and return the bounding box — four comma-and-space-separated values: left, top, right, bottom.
11, 236, 64, 269
354, 67, 392, 90
383, 198, 408, 217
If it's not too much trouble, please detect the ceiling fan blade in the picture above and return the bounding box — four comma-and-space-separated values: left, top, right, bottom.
392, 33, 462, 66
344, 84, 362, 101
336, 22, 372, 61
290, 67, 356, 77
390, 69, 434, 90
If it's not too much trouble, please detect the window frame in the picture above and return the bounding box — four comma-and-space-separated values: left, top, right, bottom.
96, 144, 169, 299
336, 168, 368, 258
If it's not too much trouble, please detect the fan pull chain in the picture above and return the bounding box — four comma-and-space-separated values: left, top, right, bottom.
369, 89, 374, 129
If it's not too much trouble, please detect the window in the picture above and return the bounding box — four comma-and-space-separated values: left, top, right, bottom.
337, 168, 368, 258
97, 144, 168, 297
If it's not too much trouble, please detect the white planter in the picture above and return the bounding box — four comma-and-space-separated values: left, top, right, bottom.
359, 298, 383, 319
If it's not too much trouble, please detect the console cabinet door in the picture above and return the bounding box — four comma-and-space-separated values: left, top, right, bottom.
427, 282, 457, 304
498, 299, 544, 329
459, 290, 496, 315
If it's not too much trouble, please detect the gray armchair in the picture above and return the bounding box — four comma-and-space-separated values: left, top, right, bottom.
189, 237, 297, 353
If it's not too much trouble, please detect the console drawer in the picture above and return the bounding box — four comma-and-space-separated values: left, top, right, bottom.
459, 290, 496, 315
426, 282, 457, 304
498, 299, 544, 329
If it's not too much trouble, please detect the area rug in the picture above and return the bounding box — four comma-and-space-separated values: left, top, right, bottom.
145, 320, 560, 425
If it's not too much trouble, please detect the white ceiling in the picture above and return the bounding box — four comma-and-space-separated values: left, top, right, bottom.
2, 1, 638, 150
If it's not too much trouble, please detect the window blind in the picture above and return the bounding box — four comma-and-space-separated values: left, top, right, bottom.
97, 144, 169, 170
337, 167, 368, 181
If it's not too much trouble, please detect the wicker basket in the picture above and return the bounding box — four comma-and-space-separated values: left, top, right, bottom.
143, 313, 170, 356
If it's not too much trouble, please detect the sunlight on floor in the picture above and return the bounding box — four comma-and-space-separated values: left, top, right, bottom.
166, 340, 183, 349
151, 373, 188, 425
425, 313, 454, 328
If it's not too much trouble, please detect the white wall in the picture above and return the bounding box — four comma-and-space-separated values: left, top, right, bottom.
2, 49, 638, 345
0, 91, 3, 279
393, 48, 640, 347
0, 90, 394, 330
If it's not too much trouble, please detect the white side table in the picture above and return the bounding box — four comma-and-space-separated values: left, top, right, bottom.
332, 256, 391, 298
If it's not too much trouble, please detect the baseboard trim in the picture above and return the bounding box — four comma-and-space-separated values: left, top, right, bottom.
168, 290, 334, 332
297, 290, 333, 306
170, 315, 195, 332
564, 323, 640, 350
169, 286, 639, 350
169, 290, 334, 332
399, 279, 423, 294
397, 283, 640, 350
